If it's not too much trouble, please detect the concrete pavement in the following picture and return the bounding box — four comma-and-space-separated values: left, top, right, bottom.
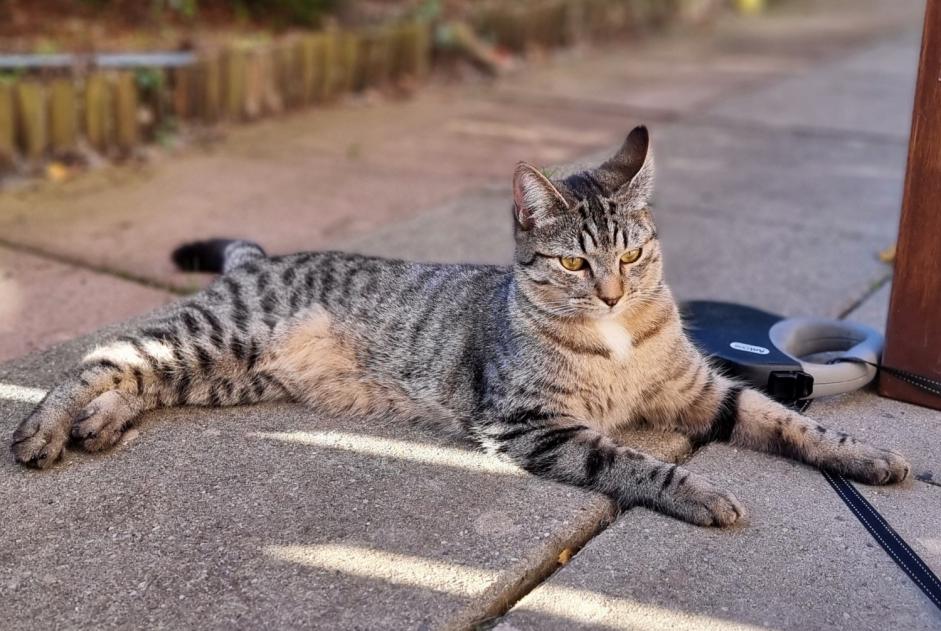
2, 0, 939, 629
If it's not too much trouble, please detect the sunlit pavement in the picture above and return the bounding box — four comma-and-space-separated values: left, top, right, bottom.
2, 1, 939, 629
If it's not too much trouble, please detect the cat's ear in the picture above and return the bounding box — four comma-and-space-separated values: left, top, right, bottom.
513, 162, 569, 230
596, 125, 654, 208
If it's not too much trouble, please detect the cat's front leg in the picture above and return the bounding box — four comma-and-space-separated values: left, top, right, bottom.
663, 369, 910, 485
728, 387, 910, 484
480, 416, 745, 527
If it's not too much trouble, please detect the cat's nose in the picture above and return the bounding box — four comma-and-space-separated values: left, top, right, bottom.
596, 278, 623, 308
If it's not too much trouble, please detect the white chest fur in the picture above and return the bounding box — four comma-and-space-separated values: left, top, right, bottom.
595, 318, 633, 361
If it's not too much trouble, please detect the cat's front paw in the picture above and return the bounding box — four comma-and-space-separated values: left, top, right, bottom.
832, 445, 910, 486
11, 414, 68, 469
660, 473, 745, 528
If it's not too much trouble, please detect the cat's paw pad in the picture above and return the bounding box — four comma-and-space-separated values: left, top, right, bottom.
672, 476, 745, 528
11, 417, 67, 469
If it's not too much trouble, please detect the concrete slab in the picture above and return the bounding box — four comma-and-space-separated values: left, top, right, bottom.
497, 442, 940, 631
0, 3, 932, 630
705, 35, 919, 140
845, 281, 891, 333
0, 245, 175, 363
495, 0, 924, 118
343, 127, 897, 320
654, 122, 906, 241
494, 44, 796, 117
498, 229, 941, 631
0, 90, 635, 293
0, 325, 618, 630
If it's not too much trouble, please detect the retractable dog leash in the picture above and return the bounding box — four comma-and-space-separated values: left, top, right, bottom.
681, 301, 941, 613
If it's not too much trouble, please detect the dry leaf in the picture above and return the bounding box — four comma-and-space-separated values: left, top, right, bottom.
45, 162, 70, 183
879, 243, 896, 264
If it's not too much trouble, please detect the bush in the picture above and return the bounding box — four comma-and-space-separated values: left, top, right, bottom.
234, 0, 343, 27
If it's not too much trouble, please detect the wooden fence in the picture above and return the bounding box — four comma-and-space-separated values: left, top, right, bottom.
0, 0, 701, 171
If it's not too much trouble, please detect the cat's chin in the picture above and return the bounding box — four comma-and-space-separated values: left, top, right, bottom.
587, 305, 630, 321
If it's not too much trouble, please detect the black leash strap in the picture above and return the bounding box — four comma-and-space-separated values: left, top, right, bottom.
822, 470, 941, 611
831, 357, 941, 398
794, 389, 941, 613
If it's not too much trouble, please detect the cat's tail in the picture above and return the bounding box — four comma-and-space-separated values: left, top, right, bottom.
171, 238, 267, 274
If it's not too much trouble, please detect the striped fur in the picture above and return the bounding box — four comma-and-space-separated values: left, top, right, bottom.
11, 126, 909, 527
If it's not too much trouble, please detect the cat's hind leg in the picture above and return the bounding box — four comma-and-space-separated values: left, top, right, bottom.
11, 356, 138, 468
12, 319, 289, 468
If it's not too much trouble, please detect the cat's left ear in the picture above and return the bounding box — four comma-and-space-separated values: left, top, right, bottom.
596, 125, 655, 209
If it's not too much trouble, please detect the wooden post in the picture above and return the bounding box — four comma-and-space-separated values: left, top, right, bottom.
299, 37, 316, 104
880, 0, 941, 411
339, 32, 360, 94
321, 29, 339, 100
223, 46, 247, 120
172, 65, 195, 120
49, 79, 78, 155
197, 55, 222, 123
15, 81, 47, 162
0, 82, 14, 167
309, 34, 327, 102
113, 71, 138, 153
85, 73, 113, 152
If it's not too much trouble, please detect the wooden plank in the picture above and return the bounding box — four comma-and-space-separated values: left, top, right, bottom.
14, 81, 46, 162
113, 71, 138, 153
172, 65, 194, 119
223, 46, 246, 120
321, 29, 340, 100
0, 82, 14, 166
395, 20, 431, 79
85, 73, 113, 152
298, 36, 316, 105
244, 48, 264, 119
338, 32, 360, 94
359, 29, 390, 90
309, 33, 328, 102
49, 79, 78, 155
879, 0, 941, 411
198, 55, 222, 123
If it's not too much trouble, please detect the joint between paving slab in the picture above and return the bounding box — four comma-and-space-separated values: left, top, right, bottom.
837, 270, 892, 320
442, 498, 617, 631
0, 236, 190, 296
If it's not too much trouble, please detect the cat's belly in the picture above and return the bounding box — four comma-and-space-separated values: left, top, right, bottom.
261, 306, 459, 427
261, 306, 413, 418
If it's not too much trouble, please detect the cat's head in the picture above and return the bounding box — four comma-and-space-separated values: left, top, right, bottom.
512, 126, 663, 320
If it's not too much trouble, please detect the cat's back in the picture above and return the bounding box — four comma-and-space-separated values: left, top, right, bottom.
249, 249, 512, 425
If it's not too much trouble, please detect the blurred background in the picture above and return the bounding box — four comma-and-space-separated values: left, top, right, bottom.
0, 0, 924, 361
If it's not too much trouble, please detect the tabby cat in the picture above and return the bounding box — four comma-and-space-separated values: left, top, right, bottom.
11, 126, 909, 527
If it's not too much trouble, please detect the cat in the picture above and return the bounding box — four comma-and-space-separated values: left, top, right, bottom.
11, 126, 910, 527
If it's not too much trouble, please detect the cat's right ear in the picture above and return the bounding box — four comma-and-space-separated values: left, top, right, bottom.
513, 162, 569, 231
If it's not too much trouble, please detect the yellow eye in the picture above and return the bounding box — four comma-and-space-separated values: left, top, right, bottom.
559, 256, 586, 271
620, 248, 642, 264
